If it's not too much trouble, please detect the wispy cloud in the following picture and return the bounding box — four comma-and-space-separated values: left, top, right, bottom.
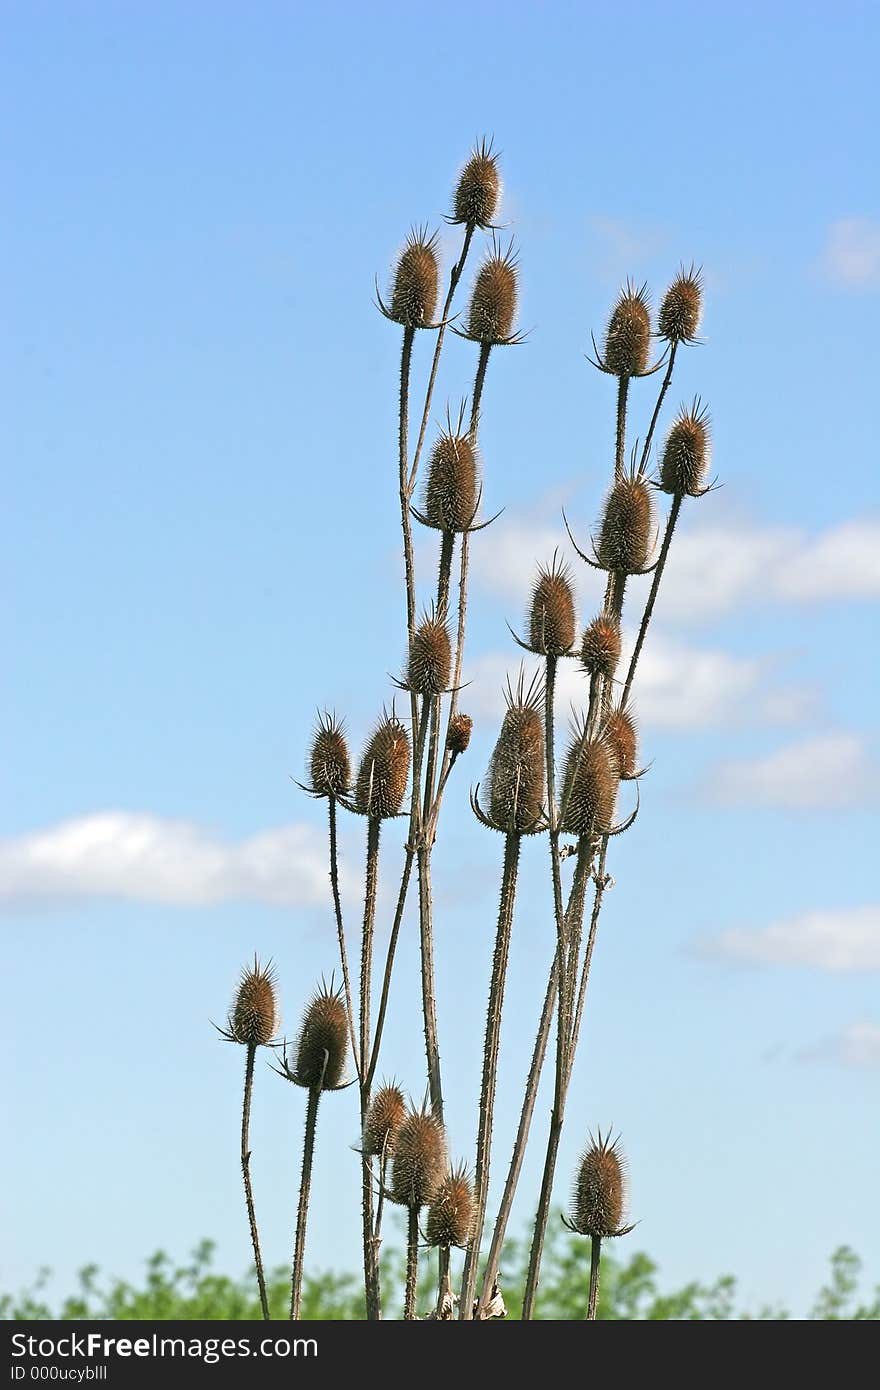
0, 812, 351, 909
804, 1022, 880, 1069
820, 218, 880, 289
705, 732, 878, 809
696, 906, 880, 973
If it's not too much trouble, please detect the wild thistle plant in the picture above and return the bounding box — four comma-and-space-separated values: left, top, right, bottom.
565, 1129, 634, 1319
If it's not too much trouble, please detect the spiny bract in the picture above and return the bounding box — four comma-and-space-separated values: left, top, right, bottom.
597, 475, 653, 574
355, 715, 411, 819
453, 139, 500, 228
659, 401, 711, 497
487, 680, 545, 832
570, 1130, 628, 1238
425, 1166, 474, 1249
580, 614, 622, 681
408, 614, 452, 695
605, 706, 638, 780
528, 558, 576, 655
390, 230, 439, 329
603, 282, 651, 377
308, 712, 351, 798
422, 430, 479, 532
362, 1084, 406, 1159
658, 266, 703, 344
467, 244, 518, 343
292, 986, 348, 1090
390, 1108, 447, 1209
560, 734, 618, 837
228, 959, 279, 1048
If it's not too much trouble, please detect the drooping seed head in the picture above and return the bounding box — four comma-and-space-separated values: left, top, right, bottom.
658, 265, 703, 344
580, 613, 622, 681
571, 1130, 628, 1238
467, 241, 518, 344
355, 713, 411, 819
605, 706, 638, 780
390, 1108, 447, 1209
228, 958, 279, 1047
362, 1083, 406, 1159
292, 984, 348, 1090
426, 1165, 474, 1249
453, 138, 501, 228
560, 731, 618, 837
446, 712, 473, 756
308, 712, 351, 798
389, 229, 439, 328
407, 613, 452, 695
422, 428, 479, 532
603, 282, 651, 377
659, 400, 711, 497
528, 556, 576, 655
597, 475, 653, 574
487, 673, 545, 832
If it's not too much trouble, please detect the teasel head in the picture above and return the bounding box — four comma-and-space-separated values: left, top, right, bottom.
602, 281, 651, 377
305, 711, 351, 799
596, 469, 654, 575
524, 553, 577, 656
659, 398, 712, 497
605, 705, 639, 780
405, 608, 452, 696
452, 137, 501, 229
362, 1083, 406, 1160
282, 983, 349, 1091
426, 1164, 474, 1250
390, 1106, 447, 1209
418, 407, 480, 533
568, 1129, 633, 1239
382, 227, 440, 329
658, 264, 703, 345
580, 613, 622, 681
462, 237, 520, 345
354, 711, 411, 819
475, 669, 545, 834
446, 712, 473, 757
559, 724, 619, 837
222, 956, 279, 1047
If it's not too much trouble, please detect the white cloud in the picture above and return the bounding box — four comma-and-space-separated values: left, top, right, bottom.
830, 1023, 880, 1068
697, 906, 880, 973
705, 732, 877, 809
821, 218, 880, 289
0, 812, 352, 909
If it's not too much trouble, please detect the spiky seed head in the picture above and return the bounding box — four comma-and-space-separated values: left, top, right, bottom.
355, 714, 411, 819
528, 558, 576, 655
659, 401, 711, 497
597, 475, 653, 574
408, 614, 451, 695
658, 266, 703, 344
390, 1108, 447, 1209
425, 1165, 474, 1249
605, 706, 638, 780
390, 230, 439, 328
308, 712, 351, 798
487, 675, 545, 832
560, 733, 618, 837
603, 282, 651, 377
422, 429, 479, 532
571, 1131, 627, 1238
453, 139, 500, 228
467, 244, 518, 343
228, 958, 279, 1047
292, 985, 348, 1090
580, 613, 622, 680
362, 1083, 406, 1159
446, 712, 473, 756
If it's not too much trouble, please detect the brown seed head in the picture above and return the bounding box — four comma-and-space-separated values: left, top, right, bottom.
390, 229, 439, 328
390, 1108, 447, 1209
308, 712, 351, 798
487, 674, 545, 832
580, 613, 622, 681
467, 242, 518, 343
603, 282, 651, 377
446, 712, 473, 756
425, 1165, 474, 1249
528, 556, 576, 655
659, 400, 711, 497
422, 428, 479, 532
560, 731, 618, 837
362, 1083, 406, 1159
228, 958, 279, 1047
597, 474, 653, 574
355, 714, 411, 819
292, 985, 348, 1090
453, 138, 501, 228
658, 265, 703, 344
605, 706, 638, 780
571, 1130, 628, 1238
408, 613, 452, 695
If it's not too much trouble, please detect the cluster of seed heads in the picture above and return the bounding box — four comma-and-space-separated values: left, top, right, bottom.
291, 986, 348, 1091
570, 1130, 628, 1238
308, 713, 351, 798
390, 1107, 447, 1210
527, 557, 576, 655
580, 613, 622, 681
425, 1165, 474, 1249
390, 230, 440, 329
228, 959, 279, 1047
408, 612, 452, 696
487, 681, 546, 832
597, 474, 654, 574
658, 266, 703, 344
446, 712, 473, 756
362, 1084, 407, 1159
452, 139, 500, 229
355, 714, 411, 819
560, 733, 619, 837
466, 242, 518, 344
421, 429, 479, 532
659, 400, 711, 497
604, 282, 651, 377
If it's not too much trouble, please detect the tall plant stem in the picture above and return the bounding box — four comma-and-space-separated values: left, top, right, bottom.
587, 1237, 602, 1320
359, 817, 382, 1319
615, 377, 630, 478
328, 797, 359, 1077
459, 831, 521, 1318
290, 1087, 320, 1320
622, 493, 682, 706
567, 839, 609, 1089
398, 326, 417, 644
404, 1207, 421, 1320
436, 1247, 452, 1319
638, 342, 677, 476
241, 1043, 270, 1321
365, 847, 414, 1093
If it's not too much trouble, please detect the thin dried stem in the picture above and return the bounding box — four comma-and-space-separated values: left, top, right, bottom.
404, 1206, 421, 1320
364, 847, 414, 1094
638, 340, 678, 476
398, 326, 418, 645
359, 817, 382, 1320
290, 1085, 321, 1320
418, 841, 444, 1119
621, 493, 682, 706
328, 797, 360, 1077
241, 1043, 270, 1320
615, 377, 629, 479
587, 1236, 602, 1320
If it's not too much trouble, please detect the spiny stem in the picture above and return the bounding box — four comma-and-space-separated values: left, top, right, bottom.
587, 1237, 602, 1319
398, 326, 417, 644
360, 817, 382, 1319
417, 842, 444, 1119
241, 1043, 270, 1320
328, 797, 360, 1077
567, 841, 609, 1090
436, 1246, 452, 1319
638, 341, 678, 476
365, 847, 414, 1093
622, 493, 682, 707
290, 1086, 320, 1320
615, 377, 629, 478
404, 1207, 421, 1320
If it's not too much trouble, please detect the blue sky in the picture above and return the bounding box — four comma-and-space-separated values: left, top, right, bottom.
2, 1, 879, 1317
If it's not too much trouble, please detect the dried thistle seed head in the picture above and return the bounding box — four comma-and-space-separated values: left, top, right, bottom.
362, 1083, 406, 1159
390, 1108, 447, 1209
390, 229, 439, 328
228, 958, 279, 1047
571, 1130, 628, 1238
528, 557, 576, 655
308, 712, 351, 798
293, 985, 348, 1090
580, 613, 622, 681
560, 733, 618, 837
597, 475, 653, 574
487, 674, 545, 832
355, 714, 411, 819
453, 138, 500, 228
446, 712, 473, 756
603, 282, 651, 377
658, 265, 703, 344
605, 706, 638, 780
407, 613, 451, 695
425, 1165, 474, 1249
659, 400, 711, 496
467, 242, 518, 343
422, 428, 479, 532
